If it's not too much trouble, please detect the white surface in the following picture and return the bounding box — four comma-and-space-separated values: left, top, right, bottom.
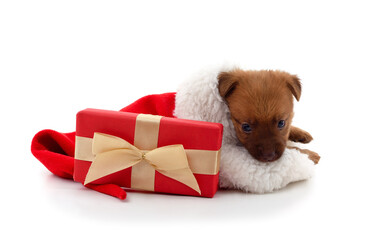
1, 1, 377, 239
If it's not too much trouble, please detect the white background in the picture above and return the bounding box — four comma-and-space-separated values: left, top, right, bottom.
1, 0, 377, 239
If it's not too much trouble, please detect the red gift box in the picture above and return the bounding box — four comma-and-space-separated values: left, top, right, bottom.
74, 108, 223, 198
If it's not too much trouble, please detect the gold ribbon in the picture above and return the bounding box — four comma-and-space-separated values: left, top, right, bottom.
75, 137, 220, 174
84, 132, 201, 194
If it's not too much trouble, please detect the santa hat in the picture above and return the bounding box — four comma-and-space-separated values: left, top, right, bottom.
31, 65, 316, 199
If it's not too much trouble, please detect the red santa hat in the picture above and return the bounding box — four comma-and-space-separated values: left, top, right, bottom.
31, 64, 317, 200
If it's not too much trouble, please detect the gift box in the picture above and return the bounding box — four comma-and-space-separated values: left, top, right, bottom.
73, 108, 223, 198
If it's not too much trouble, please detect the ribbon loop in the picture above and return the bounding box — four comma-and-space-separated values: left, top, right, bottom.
92, 133, 139, 154
84, 132, 201, 194
146, 145, 190, 170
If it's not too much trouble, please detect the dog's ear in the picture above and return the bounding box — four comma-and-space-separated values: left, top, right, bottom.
286, 75, 302, 101
218, 72, 239, 99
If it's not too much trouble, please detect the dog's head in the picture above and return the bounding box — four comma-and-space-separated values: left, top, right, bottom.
218, 69, 301, 162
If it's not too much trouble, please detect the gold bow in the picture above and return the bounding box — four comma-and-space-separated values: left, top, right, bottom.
84, 132, 201, 194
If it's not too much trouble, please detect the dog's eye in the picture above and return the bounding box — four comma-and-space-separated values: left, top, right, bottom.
241, 123, 252, 133
278, 120, 285, 129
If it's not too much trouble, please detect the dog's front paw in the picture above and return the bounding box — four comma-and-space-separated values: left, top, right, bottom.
307, 150, 320, 164
289, 127, 313, 143
296, 131, 313, 143
288, 146, 320, 164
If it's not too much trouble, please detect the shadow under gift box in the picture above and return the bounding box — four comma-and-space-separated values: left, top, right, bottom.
74, 108, 223, 198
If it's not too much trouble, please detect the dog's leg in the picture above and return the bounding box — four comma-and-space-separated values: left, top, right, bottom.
289, 126, 313, 143
287, 146, 320, 164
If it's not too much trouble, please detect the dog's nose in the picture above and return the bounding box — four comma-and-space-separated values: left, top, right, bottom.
257, 146, 276, 161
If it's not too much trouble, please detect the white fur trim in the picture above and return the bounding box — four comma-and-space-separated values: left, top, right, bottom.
174, 63, 315, 193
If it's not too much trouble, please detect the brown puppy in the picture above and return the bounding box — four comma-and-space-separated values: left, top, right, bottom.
218, 69, 314, 163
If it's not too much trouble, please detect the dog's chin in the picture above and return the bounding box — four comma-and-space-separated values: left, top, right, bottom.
249, 151, 282, 163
